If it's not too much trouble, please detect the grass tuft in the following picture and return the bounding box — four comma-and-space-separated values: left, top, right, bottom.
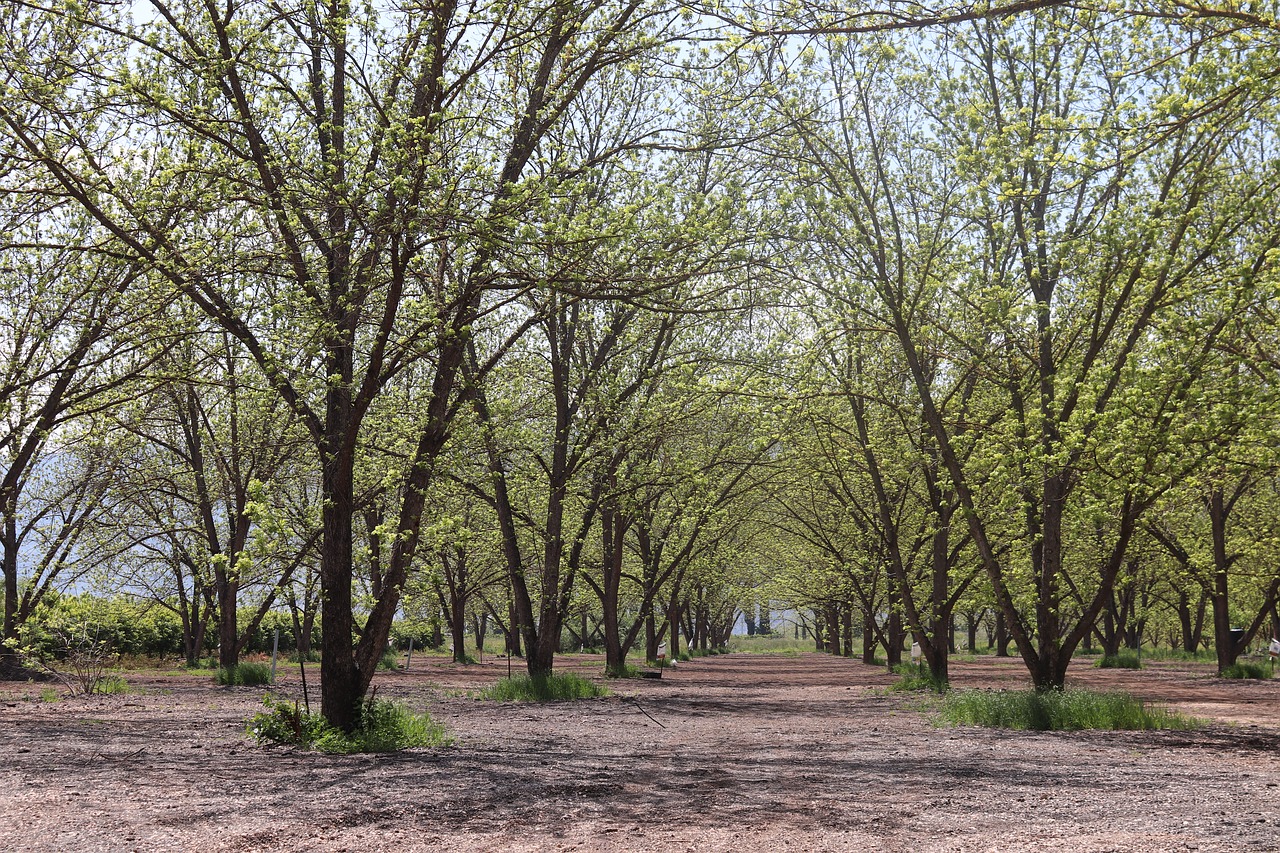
216, 662, 273, 686
95, 674, 130, 694
606, 663, 642, 678
478, 672, 609, 702
939, 688, 1200, 731
1220, 662, 1273, 680
248, 695, 450, 753
1096, 650, 1142, 670
890, 662, 948, 693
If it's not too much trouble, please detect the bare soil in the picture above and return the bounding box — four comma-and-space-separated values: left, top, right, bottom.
3, 652, 1278, 852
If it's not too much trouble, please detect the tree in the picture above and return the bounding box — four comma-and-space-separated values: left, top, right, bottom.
765, 11, 1280, 687
0, 206, 161, 646
2, 0, 687, 728
110, 329, 315, 668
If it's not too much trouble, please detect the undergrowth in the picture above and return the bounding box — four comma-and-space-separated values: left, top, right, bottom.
249, 695, 450, 753
939, 689, 1200, 731
216, 662, 273, 686
1096, 650, 1142, 670
606, 663, 642, 678
890, 662, 948, 693
478, 673, 609, 702
1220, 662, 1273, 680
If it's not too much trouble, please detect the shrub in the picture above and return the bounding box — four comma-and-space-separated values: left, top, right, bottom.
939, 689, 1200, 731
1220, 662, 1273, 680
216, 662, 273, 686
248, 697, 327, 746
1097, 650, 1142, 670
890, 662, 948, 693
96, 674, 130, 694
607, 663, 642, 678
479, 673, 609, 702
248, 696, 450, 753
378, 649, 401, 671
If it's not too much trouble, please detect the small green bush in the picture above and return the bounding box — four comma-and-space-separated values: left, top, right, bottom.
479, 673, 609, 702
1097, 650, 1142, 670
96, 674, 130, 694
217, 662, 273, 686
607, 663, 642, 678
890, 662, 948, 693
1220, 662, 1273, 680
939, 689, 1200, 731
249, 697, 327, 746
248, 696, 450, 753
378, 649, 401, 671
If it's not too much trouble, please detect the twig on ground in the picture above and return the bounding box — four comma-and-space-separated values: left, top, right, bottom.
631, 697, 666, 729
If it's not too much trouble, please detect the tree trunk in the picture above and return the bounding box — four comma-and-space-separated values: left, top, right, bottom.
602, 504, 626, 676
861, 609, 876, 664
2, 512, 17, 643
825, 602, 840, 656
216, 569, 239, 670
1209, 487, 1242, 672
319, 447, 361, 732
668, 595, 681, 660
449, 595, 467, 664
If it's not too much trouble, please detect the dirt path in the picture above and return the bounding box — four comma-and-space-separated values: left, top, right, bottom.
3, 653, 1278, 852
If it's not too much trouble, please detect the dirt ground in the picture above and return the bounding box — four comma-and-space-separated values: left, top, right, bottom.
2, 652, 1278, 852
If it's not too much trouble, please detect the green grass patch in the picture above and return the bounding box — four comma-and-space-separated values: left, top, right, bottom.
1142, 648, 1215, 662
939, 688, 1200, 731
216, 662, 273, 686
478, 672, 609, 702
248, 695, 450, 753
378, 649, 401, 671
606, 663, 643, 678
95, 674, 130, 694
726, 635, 813, 654
890, 662, 948, 693
1220, 662, 1274, 680
1096, 650, 1142, 670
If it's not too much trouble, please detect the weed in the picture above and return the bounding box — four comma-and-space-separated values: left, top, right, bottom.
478, 672, 609, 702
1143, 648, 1215, 662
248, 695, 451, 753
1220, 662, 1273, 680
96, 674, 129, 694
1096, 650, 1143, 670
939, 689, 1201, 731
216, 662, 273, 686
726, 635, 814, 655
40, 687, 61, 702
607, 663, 642, 678
890, 662, 948, 693
378, 649, 401, 671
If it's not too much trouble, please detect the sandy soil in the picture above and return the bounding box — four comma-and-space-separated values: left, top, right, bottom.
2, 652, 1278, 852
